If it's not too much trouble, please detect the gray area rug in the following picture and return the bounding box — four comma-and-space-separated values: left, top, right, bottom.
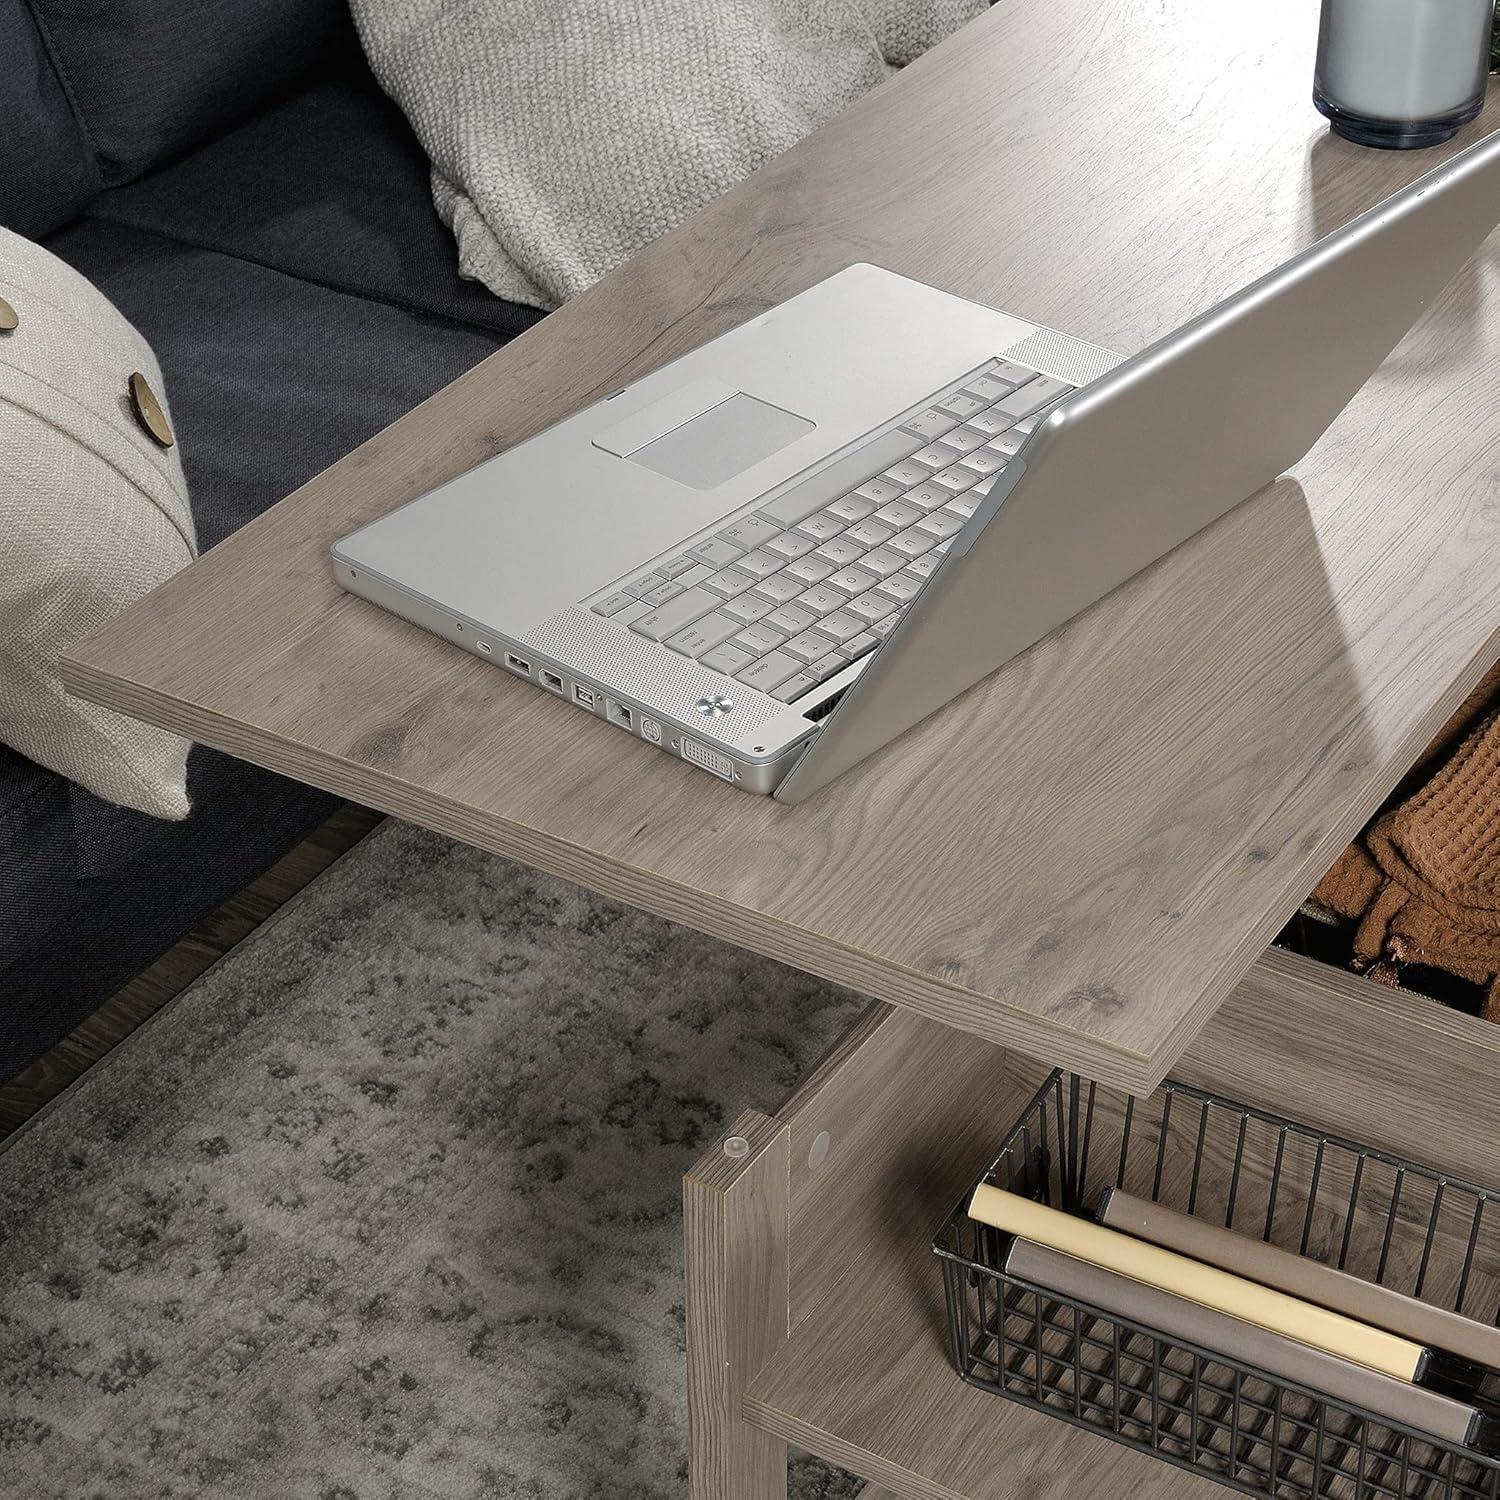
0, 820, 872, 1498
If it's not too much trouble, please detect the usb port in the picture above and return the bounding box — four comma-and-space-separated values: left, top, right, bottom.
504, 653, 531, 676
540, 669, 564, 694
605, 699, 633, 731
573, 684, 597, 710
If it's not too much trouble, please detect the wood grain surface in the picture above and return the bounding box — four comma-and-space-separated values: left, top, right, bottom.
62, 0, 1500, 1092
683, 1111, 792, 1499
742, 949, 1500, 1498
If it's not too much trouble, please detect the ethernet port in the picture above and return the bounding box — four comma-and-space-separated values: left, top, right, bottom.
540, 669, 564, 694
605, 698, 634, 731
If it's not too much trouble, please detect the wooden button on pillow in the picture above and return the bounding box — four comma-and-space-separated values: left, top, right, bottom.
0, 226, 196, 818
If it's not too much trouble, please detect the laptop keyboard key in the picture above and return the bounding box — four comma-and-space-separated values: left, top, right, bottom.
665, 612, 741, 657
874, 499, 924, 529
815, 610, 866, 643
936, 425, 986, 455
631, 586, 719, 641
845, 518, 894, 549
965, 371, 1019, 401
994, 375, 1073, 420
772, 672, 823, 703
796, 583, 846, 616
782, 629, 838, 663
766, 602, 818, 635
854, 477, 905, 506
755, 427, 922, 527
718, 515, 783, 551
931, 465, 974, 493
722, 592, 776, 625
795, 511, 845, 543
969, 408, 1015, 436
784, 555, 836, 586
811, 652, 848, 679
959, 446, 1008, 476
593, 591, 637, 617
816, 535, 868, 565
946, 491, 983, 518
700, 642, 756, 676
825, 494, 875, 523
903, 482, 951, 512
735, 549, 783, 579
875, 572, 922, 603
687, 537, 743, 569
624, 573, 666, 598
640, 579, 684, 606
737, 651, 803, 692
901, 407, 960, 440
825, 565, 880, 596
935, 391, 986, 419
886, 527, 935, 559
881, 459, 930, 488
905, 551, 943, 578
845, 591, 897, 624
765, 530, 817, 559
658, 556, 699, 579
856, 547, 905, 579
733, 622, 788, 655
702, 566, 756, 599
917, 509, 966, 540
751, 573, 805, 606
839, 631, 881, 659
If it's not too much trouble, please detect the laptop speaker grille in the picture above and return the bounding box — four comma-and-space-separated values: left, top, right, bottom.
1001, 328, 1123, 387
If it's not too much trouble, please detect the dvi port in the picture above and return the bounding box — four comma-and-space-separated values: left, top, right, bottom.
681, 737, 735, 781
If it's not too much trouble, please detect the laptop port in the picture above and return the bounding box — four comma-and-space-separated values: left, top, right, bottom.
504, 653, 531, 676
540, 669, 564, 693
605, 698, 634, 731
573, 684, 597, 710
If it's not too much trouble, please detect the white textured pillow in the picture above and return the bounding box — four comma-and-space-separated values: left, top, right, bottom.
0, 227, 197, 819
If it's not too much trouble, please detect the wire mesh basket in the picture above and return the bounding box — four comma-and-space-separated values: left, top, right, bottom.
934, 1070, 1500, 1499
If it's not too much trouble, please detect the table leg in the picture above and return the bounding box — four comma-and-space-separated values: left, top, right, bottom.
684, 1110, 791, 1499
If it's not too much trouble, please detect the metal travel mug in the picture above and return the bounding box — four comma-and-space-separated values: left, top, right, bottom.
1314, 0, 1494, 149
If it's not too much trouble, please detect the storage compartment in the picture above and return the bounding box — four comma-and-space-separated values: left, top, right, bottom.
935, 1070, 1500, 1499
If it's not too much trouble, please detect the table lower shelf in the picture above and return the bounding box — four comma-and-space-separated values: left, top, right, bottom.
747, 1235, 1223, 1499
714, 950, 1500, 1500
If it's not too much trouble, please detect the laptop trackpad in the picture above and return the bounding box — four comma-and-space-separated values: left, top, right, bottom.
624, 392, 814, 491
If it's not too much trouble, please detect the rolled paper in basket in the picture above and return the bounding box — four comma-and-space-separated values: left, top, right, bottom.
1003, 1237, 1500, 1456
967, 1185, 1471, 1391
1097, 1187, 1500, 1375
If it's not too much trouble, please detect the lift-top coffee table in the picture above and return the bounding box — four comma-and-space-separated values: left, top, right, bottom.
64, 0, 1499, 1493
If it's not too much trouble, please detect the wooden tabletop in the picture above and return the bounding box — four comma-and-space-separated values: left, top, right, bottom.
64, 0, 1500, 1094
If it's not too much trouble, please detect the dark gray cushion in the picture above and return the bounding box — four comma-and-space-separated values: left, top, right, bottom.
92, 73, 539, 339
27, 0, 356, 185
0, 216, 515, 1078
49, 217, 508, 549
0, 0, 97, 235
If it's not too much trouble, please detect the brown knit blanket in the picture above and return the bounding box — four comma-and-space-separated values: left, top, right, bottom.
1312, 661, 1500, 1016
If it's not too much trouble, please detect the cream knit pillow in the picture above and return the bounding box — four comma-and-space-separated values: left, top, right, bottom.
0, 227, 196, 819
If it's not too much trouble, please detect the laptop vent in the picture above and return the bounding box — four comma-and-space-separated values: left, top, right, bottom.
1001, 328, 1123, 388
520, 607, 784, 742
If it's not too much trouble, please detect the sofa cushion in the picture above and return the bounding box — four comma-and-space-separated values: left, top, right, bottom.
0, 0, 97, 235
0, 226, 197, 819
47, 217, 507, 550
27, 0, 357, 186
92, 73, 541, 340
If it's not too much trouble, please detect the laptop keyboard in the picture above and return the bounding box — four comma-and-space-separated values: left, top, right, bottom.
590, 358, 1073, 705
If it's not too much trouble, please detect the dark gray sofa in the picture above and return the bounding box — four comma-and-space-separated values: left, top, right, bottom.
1, 0, 540, 1078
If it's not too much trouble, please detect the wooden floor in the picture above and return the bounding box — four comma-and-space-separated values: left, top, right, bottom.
0, 804, 384, 1140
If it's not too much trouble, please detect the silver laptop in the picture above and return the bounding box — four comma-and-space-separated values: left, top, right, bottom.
334, 133, 1500, 804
